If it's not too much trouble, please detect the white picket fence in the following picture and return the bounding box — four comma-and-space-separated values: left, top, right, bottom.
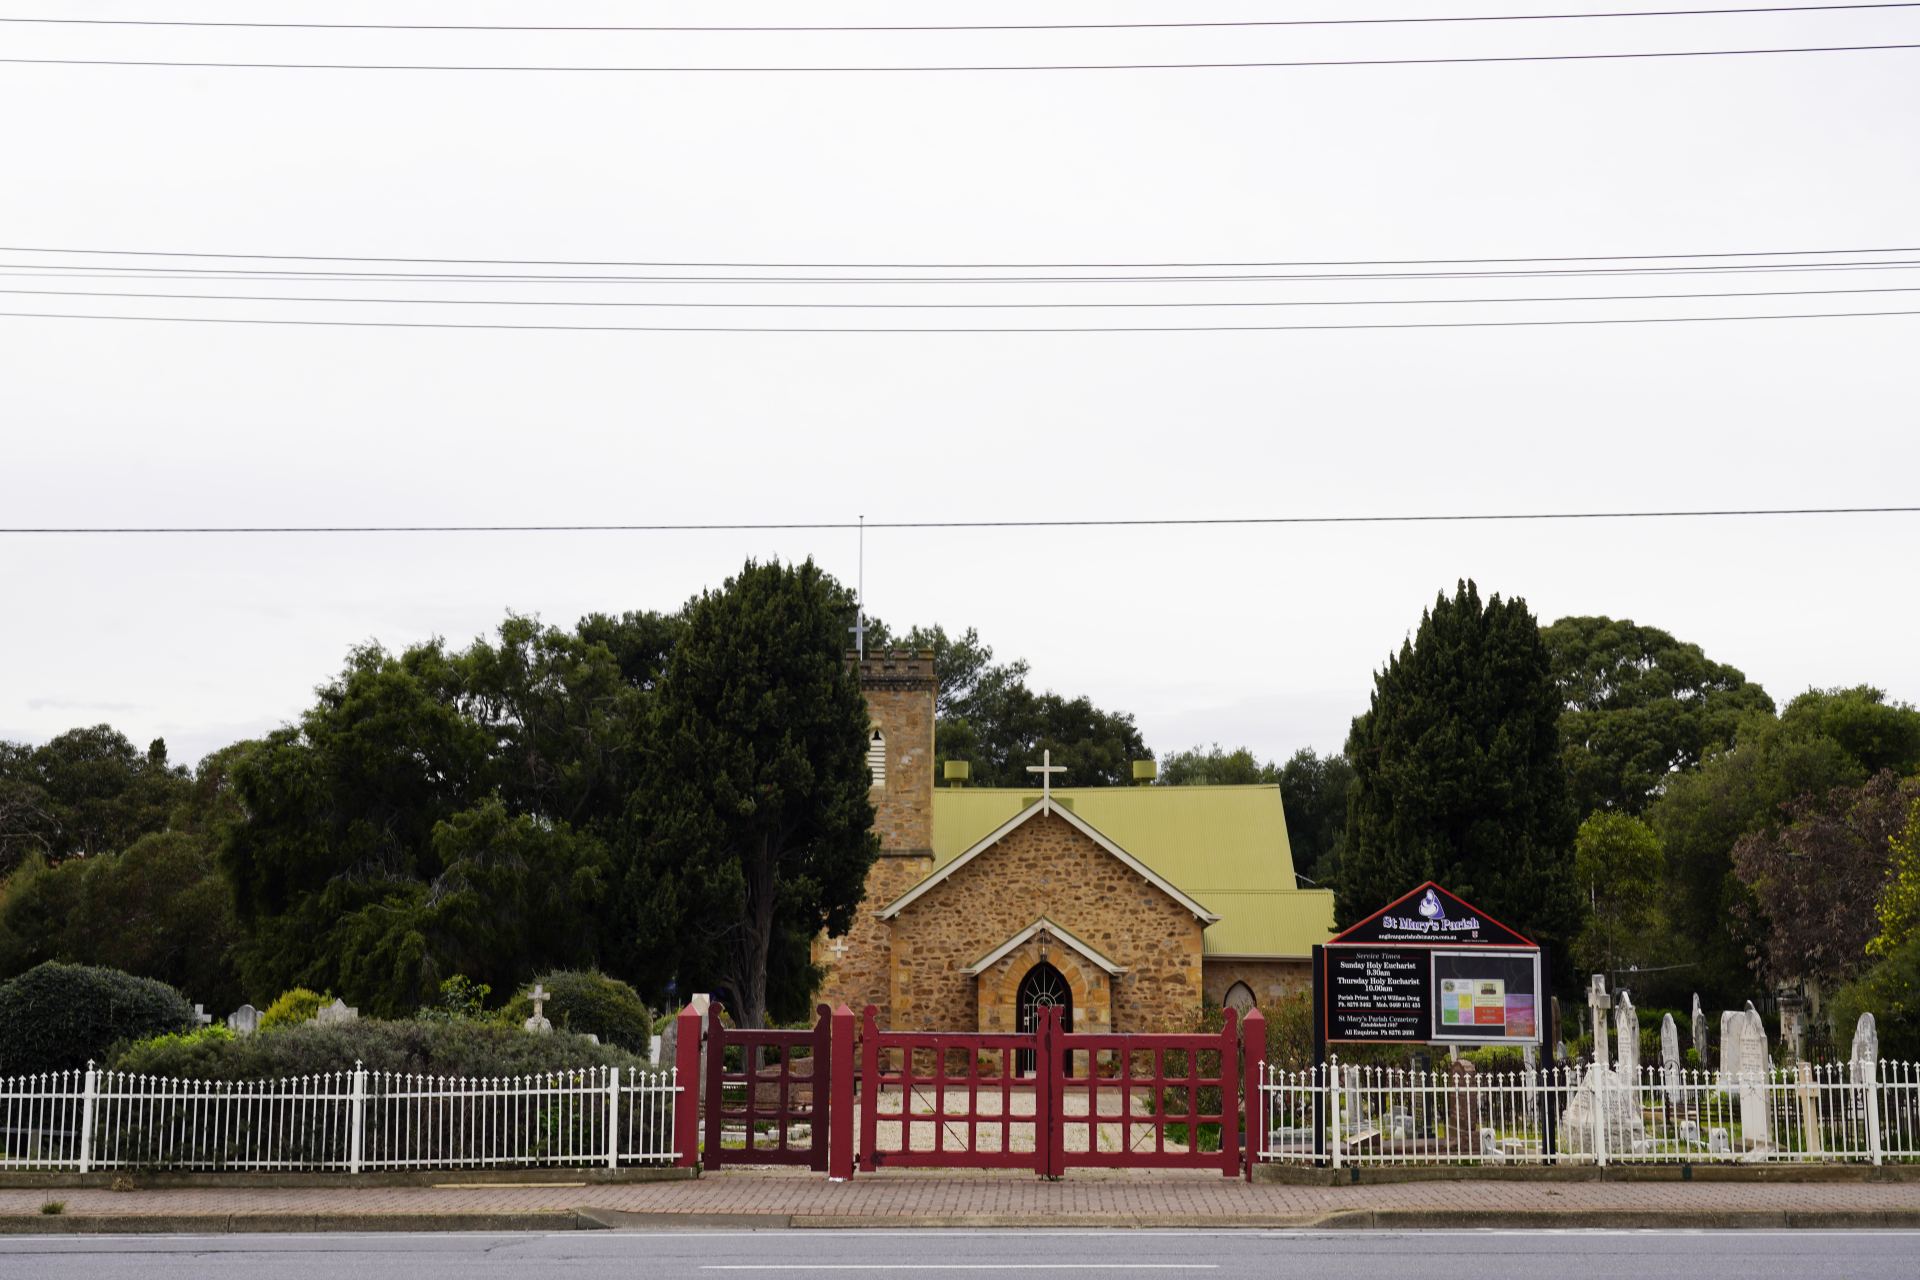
0, 1063, 681, 1173
1258, 1058, 1920, 1166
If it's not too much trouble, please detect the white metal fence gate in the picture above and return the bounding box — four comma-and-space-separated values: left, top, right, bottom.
0, 1063, 681, 1173
1258, 1058, 1920, 1167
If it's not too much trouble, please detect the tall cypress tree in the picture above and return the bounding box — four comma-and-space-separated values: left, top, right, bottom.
1339, 581, 1578, 946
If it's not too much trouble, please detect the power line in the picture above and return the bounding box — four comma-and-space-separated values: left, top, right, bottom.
1, 2, 1914, 31
6, 283, 1919, 310
5, 306, 1918, 333
3, 41, 1916, 72
7, 506, 1917, 535
3, 260, 1917, 284
3, 242, 1915, 269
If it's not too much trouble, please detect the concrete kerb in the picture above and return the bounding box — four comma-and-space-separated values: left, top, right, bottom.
1253, 1163, 1920, 1186
0, 1167, 697, 1191
0, 1210, 601, 1235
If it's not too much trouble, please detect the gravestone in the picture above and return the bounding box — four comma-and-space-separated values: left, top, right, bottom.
1660, 1013, 1683, 1106
227, 1004, 260, 1037
523, 982, 553, 1035
1736, 1006, 1772, 1148
1777, 992, 1807, 1065
315, 998, 358, 1025
1614, 989, 1640, 1078
649, 1034, 663, 1066
1588, 975, 1612, 1070
1559, 1065, 1646, 1156
1851, 1012, 1879, 1071
1342, 1064, 1373, 1137
1691, 994, 1709, 1065
191, 1004, 213, 1027
1719, 1011, 1746, 1081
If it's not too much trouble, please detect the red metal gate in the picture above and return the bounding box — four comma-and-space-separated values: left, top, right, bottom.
703, 1003, 830, 1171
1051, 1007, 1240, 1176
855, 1005, 1246, 1177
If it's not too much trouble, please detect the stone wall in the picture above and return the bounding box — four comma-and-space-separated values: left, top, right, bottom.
813, 649, 937, 1023
888, 810, 1206, 1033
1202, 958, 1310, 1010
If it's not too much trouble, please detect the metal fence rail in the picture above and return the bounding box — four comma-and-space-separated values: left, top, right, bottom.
1258, 1058, 1918, 1167
0, 1063, 680, 1173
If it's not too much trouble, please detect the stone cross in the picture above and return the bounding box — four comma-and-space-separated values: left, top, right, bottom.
848, 614, 867, 661
191, 1004, 212, 1027
829, 936, 850, 961
227, 1004, 260, 1037
1691, 993, 1709, 1065
1026, 749, 1067, 802
1587, 975, 1612, 1070
315, 998, 358, 1025
524, 983, 553, 1035
1614, 989, 1640, 1077
1660, 1013, 1683, 1106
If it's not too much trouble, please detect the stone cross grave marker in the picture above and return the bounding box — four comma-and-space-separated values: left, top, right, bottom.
524, 983, 553, 1034
1691, 993, 1709, 1065
1736, 1006, 1772, 1148
1661, 1013, 1683, 1106
1614, 989, 1640, 1077
315, 998, 358, 1025
191, 1004, 212, 1027
1587, 975, 1612, 1070
227, 1004, 260, 1037
1026, 749, 1067, 802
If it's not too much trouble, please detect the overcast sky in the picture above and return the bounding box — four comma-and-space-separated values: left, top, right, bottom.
3, 3, 1917, 771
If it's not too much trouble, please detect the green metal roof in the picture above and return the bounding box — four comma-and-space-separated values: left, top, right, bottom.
928, 784, 1336, 959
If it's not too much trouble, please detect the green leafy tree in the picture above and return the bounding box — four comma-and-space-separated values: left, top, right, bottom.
1869, 796, 1920, 958
1777, 686, 1920, 778
1338, 581, 1578, 945
0, 727, 191, 874
1541, 616, 1774, 816
628, 559, 877, 1028
1278, 749, 1355, 886
1730, 772, 1920, 990
1570, 812, 1665, 980
1158, 744, 1279, 786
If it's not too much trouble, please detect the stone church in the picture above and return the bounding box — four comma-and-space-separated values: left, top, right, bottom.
816, 650, 1336, 1033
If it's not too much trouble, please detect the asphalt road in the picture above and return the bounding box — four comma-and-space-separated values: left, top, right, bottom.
1, 1229, 1916, 1279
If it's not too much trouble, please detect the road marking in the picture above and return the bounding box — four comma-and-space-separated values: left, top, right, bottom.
701, 1267, 1219, 1272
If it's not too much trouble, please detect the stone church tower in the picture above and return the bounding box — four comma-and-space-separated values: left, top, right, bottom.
816, 649, 936, 1022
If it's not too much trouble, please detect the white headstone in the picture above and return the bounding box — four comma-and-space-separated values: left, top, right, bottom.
1850, 1012, 1878, 1070
1691, 994, 1709, 1064
1736, 1006, 1772, 1148
1614, 989, 1640, 1077
191, 1004, 213, 1027
1587, 975, 1612, 1070
226, 1004, 260, 1037
1660, 1013, 1683, 1105
1719, 1011, 1745, 1080
523, 982, 553, 1035
315, 998, 358, 1025
1777, 994, 1806, 1065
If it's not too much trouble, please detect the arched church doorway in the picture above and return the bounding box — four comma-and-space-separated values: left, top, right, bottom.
1015, 961, 1072, 1074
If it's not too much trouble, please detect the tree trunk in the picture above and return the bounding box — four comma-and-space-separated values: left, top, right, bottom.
732, 834, 777, 1028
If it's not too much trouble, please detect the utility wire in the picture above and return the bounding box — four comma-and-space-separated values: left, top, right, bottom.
4, 41, 1917, 72
6, 284, 1919, 310
5, 307, 1918, 333
4, 242, 1916, 269
2, 260, 1917, 284
1, 2, 1915, 31
7, 507, 1917, 535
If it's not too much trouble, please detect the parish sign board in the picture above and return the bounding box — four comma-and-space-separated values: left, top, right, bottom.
1315, 882, 1545, 1047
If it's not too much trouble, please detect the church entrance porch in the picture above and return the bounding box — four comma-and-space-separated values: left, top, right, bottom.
968, 918, 1117, 1043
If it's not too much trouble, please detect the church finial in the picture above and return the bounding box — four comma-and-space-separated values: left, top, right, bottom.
1026, 749, 1067, 803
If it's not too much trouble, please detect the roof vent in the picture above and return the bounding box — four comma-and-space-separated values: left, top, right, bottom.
1132, 759, 1158, 785
943, 760, 971, 787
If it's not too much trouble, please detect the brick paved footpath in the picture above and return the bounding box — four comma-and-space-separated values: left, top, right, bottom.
5, 1169, 1920, 1229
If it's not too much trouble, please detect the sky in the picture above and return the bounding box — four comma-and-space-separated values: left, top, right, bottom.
2, 2, 1917, 771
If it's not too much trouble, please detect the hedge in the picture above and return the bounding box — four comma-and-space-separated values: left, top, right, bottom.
0, 961, 194, 1074
110, 1014, 646, 1079
500, 970, 653, 1052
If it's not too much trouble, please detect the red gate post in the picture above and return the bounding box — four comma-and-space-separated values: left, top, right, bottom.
1240, 1006, 1266, 1182
703, 1002, 726, 1172
1041, 1006, 1063, 1179
1219, 1007, 1240, 1178
673, 1002, 703, 1169
858, 1006, 881, 1173
829, 1005, 855, 1180
810, 1004, 832, 1173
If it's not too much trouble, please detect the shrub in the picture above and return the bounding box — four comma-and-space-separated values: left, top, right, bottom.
109, 1013, 645, 1079
115, 1023, 233, 1065
418, 974, 490, 1022
0, 961, 193, 1074
500, 970, 652, 1052
259, 988, 329, 1031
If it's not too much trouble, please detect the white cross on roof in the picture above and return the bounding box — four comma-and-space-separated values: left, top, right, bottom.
1026, 749, 1067, 802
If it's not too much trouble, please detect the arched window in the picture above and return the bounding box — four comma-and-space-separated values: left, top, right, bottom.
867, 727, 886, 790
1223, 981, 1257, 1013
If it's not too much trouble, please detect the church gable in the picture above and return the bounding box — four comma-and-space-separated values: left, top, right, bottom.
883, 808, 1206, 1032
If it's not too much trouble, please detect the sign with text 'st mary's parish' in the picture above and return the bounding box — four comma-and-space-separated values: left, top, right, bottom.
1330, 882, 1536, 948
